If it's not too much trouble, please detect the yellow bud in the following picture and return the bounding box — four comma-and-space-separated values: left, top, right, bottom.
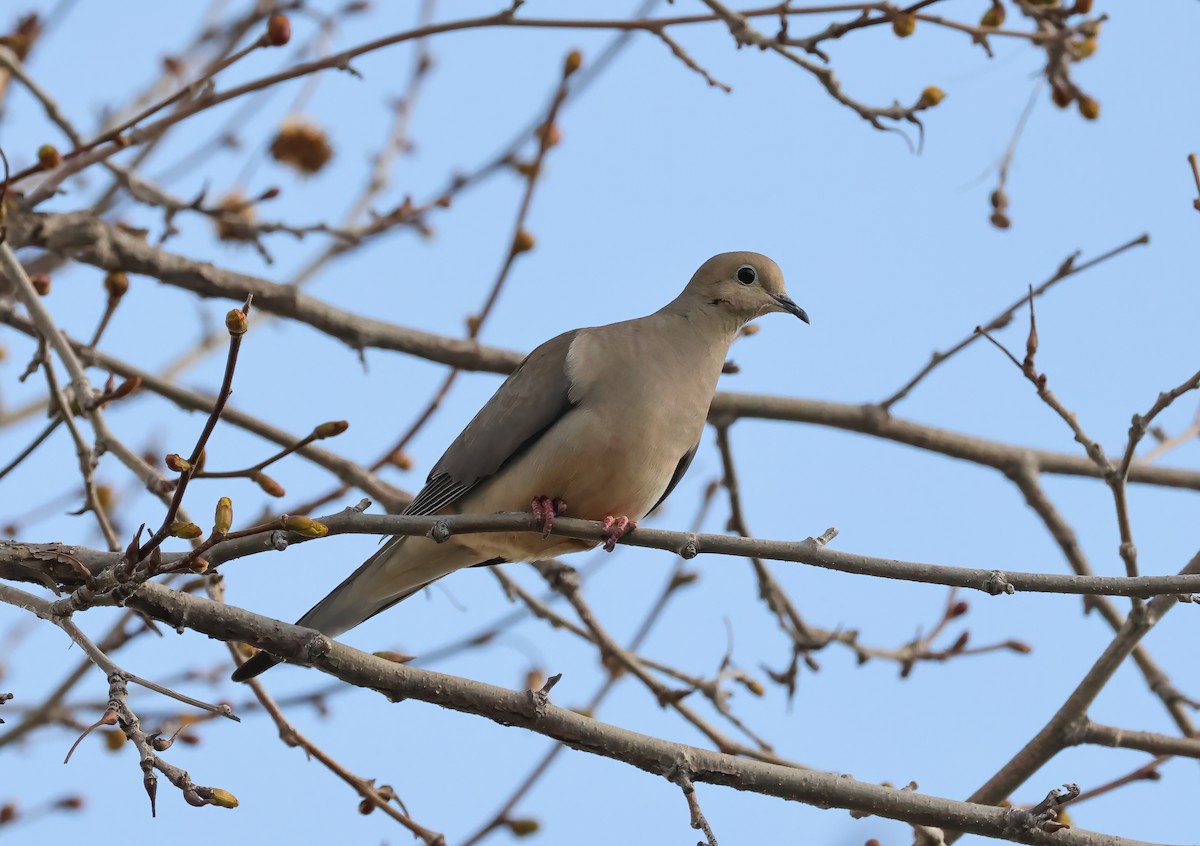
214, 497, 233, 534
388, 450, 414, 470
563, 50, 583, 77
508, 819, 541, 837
917, 86, 945, 109
312, 420, 349, 439
104, 729, 128, 751
512, 229, 535, 254
95, 485, 116, 511
37, 144, 62, 169
1077, 96, 1100, 120
980, 2, 1005, 27
169, 521, 203, 539
225, 309, 248, 336
189, 558, 210, 574
892, 13, 915, 37
208, 789, 239, 809
283, 515, 329, 538
1069, 37, 1097, 59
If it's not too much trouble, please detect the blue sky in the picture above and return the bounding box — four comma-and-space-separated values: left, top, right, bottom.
2, 1, 1199, 844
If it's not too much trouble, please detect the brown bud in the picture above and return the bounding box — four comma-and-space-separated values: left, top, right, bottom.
188, 557, 210, 574
258, 186, 281, 201
525, 669, 545, 691
512, 229, 535, 254
225, 308, 248, 335
563, 49, 583, 77
0, 804, 15, 824
107, 375, 141, 401
980, 2, 1005, 27
37, 144, 61, 169
104, 270, 129, 299
169, 521, 202, 539
1007, 640, 1033, 654
948, 600, 970, 618
165, 453, 192, 473
1050, 85, 1072, 109
1073, 0, 1093, 11
103, 729, 127, 751
990, 210, 1011, 229
739, 677, 766, 697
435, 195, 452, 209
892, 13, 916, 37
30, 273, 50, 296
465, 314, 482, 335
55, 796, 85, 811
372, 650, 415, 664
214, 497, 233, 533
538, 122, 562, 149
1077, 96, 1100, 120
388, 450, 414, 470
253, 472, 285, 498
507, 819, 541, 837
266, 14, 291, 47
283, 515, 329, 538
312, 420, 349, 439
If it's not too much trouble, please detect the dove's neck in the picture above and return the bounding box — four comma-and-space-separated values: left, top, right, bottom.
655, 292, 746, 349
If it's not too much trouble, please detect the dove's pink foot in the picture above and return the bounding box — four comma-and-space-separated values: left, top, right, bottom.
531, 496, 568, 538
601, 515, 637, 552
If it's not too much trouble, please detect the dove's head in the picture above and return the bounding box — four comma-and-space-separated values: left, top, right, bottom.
684, 252, 809, 325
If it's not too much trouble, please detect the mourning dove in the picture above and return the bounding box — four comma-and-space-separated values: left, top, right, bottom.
233, 252, 807, 680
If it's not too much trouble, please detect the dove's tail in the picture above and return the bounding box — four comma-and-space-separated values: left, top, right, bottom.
232, 536, 497, 681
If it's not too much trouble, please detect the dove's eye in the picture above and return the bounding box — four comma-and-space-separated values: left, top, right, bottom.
736, 265, 757, 285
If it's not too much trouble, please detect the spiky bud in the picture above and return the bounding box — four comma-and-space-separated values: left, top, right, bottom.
270, 119, 333, 175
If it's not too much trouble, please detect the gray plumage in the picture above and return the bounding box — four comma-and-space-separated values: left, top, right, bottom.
233, 251, 806, 681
